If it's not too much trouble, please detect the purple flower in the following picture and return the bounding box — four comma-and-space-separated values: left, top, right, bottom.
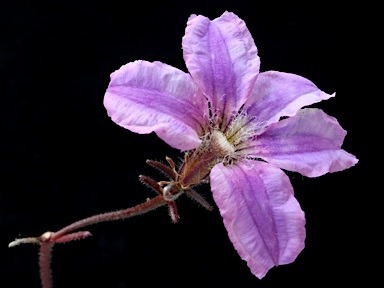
104, 12, 358, 279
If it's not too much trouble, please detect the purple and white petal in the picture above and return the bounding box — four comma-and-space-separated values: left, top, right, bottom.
243, 108, 358, 177
104, 60, 208, 151
244, 71, 334, 133
210, 161, 305, 279
182, 11, 260, 124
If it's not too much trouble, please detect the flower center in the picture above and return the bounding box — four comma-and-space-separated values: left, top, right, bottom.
178, 112, 258, 187
210, 130, 235, 158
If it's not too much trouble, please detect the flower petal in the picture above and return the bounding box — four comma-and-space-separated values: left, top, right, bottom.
182, 11, 260, 125
104, 60, 208, 151
243, 108, 358, 177
244, 71, 334, 132
210, 161, 305, 279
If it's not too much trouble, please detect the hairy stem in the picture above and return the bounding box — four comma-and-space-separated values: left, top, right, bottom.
36, 195, 167, 288
52, 195, 166, 240
39, 243, 54, 288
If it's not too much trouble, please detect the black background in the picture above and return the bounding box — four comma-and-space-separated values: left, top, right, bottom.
1, 1, 365, 287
